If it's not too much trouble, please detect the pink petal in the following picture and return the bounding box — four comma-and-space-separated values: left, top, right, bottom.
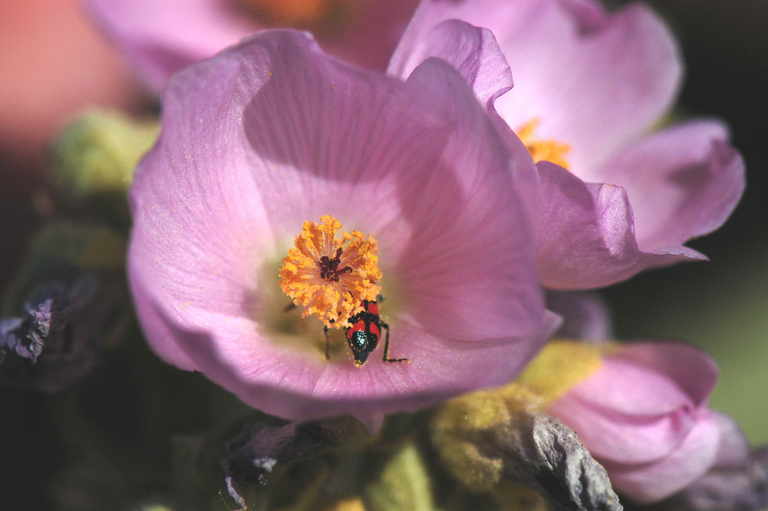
523, 162, 703, 290
593, 120, 746, 251
549, 342, 718, 464
388, 18, 513, 107
710, 411, 750, 469
88, 0, 417, 93
602, 343, 719, 412
551, 395, 697, 465
129, 30, 552, 421
391, 0, 682, 175
87, 0, 256, 93
603, 411, 721, 503
546, 291, 612, 341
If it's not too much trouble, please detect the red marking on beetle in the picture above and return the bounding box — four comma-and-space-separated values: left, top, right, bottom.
365, 302, 379, 315
318, 300, 409, 366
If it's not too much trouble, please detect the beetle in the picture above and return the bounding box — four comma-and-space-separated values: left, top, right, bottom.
321, 300, 408, 366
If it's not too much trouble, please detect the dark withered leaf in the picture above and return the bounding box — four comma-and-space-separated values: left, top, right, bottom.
0, 275, 126, 392
492, 413, 623, 511
192, 414, 369, 511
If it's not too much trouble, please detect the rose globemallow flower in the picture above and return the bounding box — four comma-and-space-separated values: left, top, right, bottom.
389, 0, 745, 289
86, 0, 418, 93
127, 30, 558, 424
520, 341, 722, 503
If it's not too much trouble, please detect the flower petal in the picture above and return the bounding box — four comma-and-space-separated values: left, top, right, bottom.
602, 411, 721, 503
546, 291, 611, 341
710, 411, 750, 469
87, 0, 256, 92
129, 30, 551, 421
392, 59, 550, 345
522, 161, 703, 290
572, 342, 719, 416
88, 0, 417, 92
549, 342, 718, 464
593, 120, 746, 251
392, 0, 681, 175
389, 18, 513, 107
551, 395, 697, 465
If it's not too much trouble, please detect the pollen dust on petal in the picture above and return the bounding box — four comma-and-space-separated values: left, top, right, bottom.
516, 118, 572, 170
279, 215, 381, 328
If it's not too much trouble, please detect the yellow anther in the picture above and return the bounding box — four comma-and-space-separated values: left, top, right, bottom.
279, 215, 381, 328
516, 118, 572, 170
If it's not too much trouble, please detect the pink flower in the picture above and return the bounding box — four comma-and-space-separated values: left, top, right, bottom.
389, 0, 745, 289
87, 0, 417, 93
127, 30, 557, 423
549, 342, 721, 503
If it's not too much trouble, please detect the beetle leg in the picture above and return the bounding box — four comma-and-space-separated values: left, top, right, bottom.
324, 325, 330, 360
380, 321, 408, 363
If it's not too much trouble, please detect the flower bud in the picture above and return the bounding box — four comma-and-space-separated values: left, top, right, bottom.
365, 441, 433, 511
51, 109, 158, 222
546, 342, 721, 503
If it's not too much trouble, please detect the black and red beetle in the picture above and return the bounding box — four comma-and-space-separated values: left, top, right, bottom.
288, 299, 408, 366
319, 300, 407, 366
342, 300, 407, 366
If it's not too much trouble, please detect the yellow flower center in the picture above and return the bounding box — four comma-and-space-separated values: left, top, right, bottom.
279, 215, 381, 328
516, 118, 572, 170
238, 0, 354, 28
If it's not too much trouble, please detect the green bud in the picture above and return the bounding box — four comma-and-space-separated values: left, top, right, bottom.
365, 441, 434, 511
430, 385, 538, 492
51, 109, 158, 225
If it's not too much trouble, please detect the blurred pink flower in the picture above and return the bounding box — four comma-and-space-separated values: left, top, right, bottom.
0, 0, 141, 291
127, 30, 557, 423
87, 0, 417, 93
549, 342, 721, 503
390, 0, 745, 289
0, 0, 139, 161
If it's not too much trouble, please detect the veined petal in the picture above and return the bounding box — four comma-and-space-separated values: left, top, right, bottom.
389, 18, 513, 108
594, 120, 746, 251
129, 30, 550, 421
523, 162, 702, 290
87, 0, 256, 92
391, 0, 681, 175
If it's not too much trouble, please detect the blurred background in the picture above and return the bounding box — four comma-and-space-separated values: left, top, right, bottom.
0, 0, 765, 507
